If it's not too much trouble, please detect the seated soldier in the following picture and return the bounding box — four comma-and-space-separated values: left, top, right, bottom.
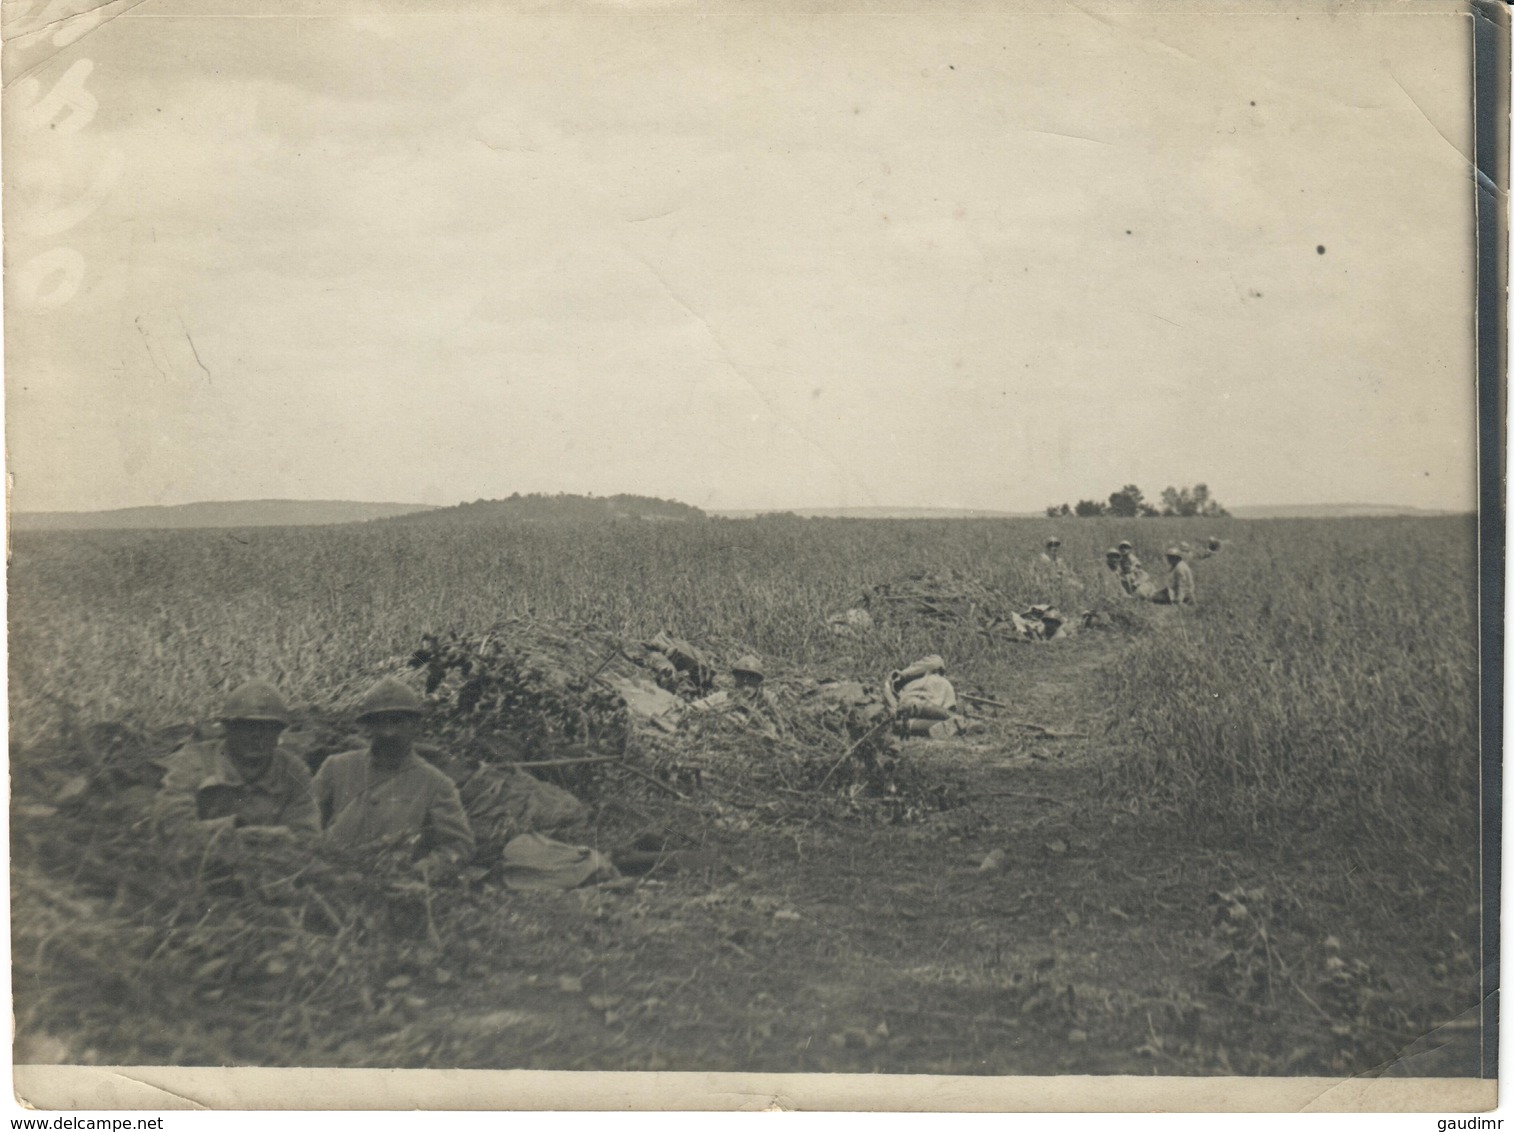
1102, 547, 1129, 598
1151, 546, 1198, 606
313, 677, 475, 880
155, 680, 319, 838
1032, 536, 1084, 593
1117, 541, 1157, 597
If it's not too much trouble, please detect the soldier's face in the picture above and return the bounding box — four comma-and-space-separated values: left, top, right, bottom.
224, 720, 285, 766
364, 712, 419, 760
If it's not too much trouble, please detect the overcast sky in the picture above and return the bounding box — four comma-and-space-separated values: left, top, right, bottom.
5, 0, 1479, 513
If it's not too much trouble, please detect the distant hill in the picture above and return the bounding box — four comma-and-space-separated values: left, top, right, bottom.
11, 500, 439, 532
383, 493, 706, 525
714, 506, 1034, 520
1227, 503, 1465, 519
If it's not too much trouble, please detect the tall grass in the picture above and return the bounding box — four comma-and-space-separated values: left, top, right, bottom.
1096, 517, 1479, 850
9, 517, 1058, 734
9, 514, 1479, 851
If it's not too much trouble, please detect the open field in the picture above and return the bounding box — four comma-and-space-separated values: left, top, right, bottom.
8, 515, 1484, 1075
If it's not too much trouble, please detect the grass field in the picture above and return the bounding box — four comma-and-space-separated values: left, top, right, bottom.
7, 514, 1485, 1074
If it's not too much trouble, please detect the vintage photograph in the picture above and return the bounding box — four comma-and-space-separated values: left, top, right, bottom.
4, 0, 1500, 1110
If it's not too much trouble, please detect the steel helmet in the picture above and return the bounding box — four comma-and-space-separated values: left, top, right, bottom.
220, 680, 290, 726
1104, 547, 1121, 558
732, 654, 765, 680
355, 676, 424, 721
1118, 541, 1133, 551
1165, 546, 1185, 559
1045, 537, 1061, 548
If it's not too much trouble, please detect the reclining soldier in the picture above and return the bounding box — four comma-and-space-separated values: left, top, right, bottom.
155, 680, 319, 838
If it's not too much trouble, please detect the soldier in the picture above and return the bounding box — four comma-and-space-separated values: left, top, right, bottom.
1102, 547, 1129, 598
1116, 541, 1156, 597
313, 677, 474, 879
155, 680, 319, 838
1034, 536, 1084, 592
731, 655, 766, 691
1152, 546, 1197, 606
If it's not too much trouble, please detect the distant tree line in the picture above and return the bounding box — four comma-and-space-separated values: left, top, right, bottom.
1045, 484, 1229, 519
400, 492, 707, 524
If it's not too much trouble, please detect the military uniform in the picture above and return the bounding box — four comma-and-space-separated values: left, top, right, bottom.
1122, 564, 1156, 597
1102, 564, 1129, 599
1152, 558, 1196, 605
1170, 559, 1196, 604
313, 749, 475, 871
155, 739, 319, 835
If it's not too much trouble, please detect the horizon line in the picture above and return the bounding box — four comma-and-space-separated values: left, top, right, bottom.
8, 496, 1473, 517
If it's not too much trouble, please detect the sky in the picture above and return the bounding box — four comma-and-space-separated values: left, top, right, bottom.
3, 0, 1481, 514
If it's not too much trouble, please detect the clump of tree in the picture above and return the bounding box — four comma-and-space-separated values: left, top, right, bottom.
1157, 484, 1228, 518
1046, 483, 1228, 519
389, 492, 707, 525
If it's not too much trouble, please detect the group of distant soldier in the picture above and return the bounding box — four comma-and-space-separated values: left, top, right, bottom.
155, 677, 474, 878
1039, 535, 1220, 606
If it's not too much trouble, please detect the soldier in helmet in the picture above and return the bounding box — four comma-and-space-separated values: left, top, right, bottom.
731, 655, 765, 691
1101, 547, 1129, 598
1151, 546, 1197, 606
155, 680, 319, 838
1033, 536, 1084, 592
1116, 541, 1156, 597
312, 676, 474, 879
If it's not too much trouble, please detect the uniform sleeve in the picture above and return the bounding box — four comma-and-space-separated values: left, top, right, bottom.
311, 758, 336, 830
275, 758, 321, 836
153, 749, 210, 836
420, 778, 476, 876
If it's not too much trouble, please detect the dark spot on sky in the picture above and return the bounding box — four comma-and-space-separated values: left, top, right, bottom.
811, 387, 822, 399
949, 64, 955, 70
1125, 229, 1132, 235
1249, 101, 1256, 107
1317, 245, 1326, 254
